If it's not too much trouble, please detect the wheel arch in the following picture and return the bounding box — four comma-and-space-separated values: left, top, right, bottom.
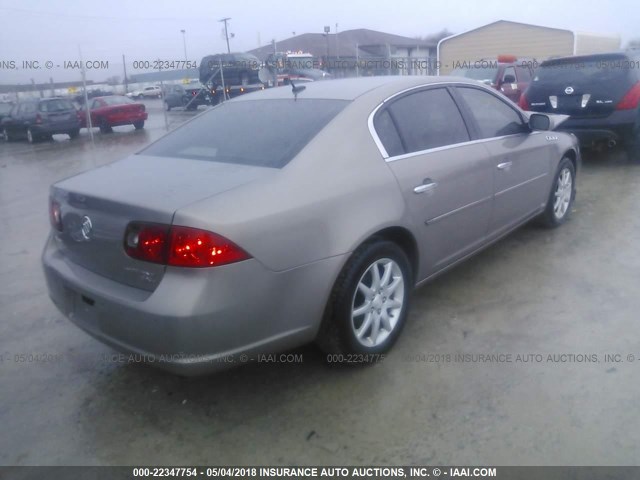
357, 226, 419, 285
562, 148, 578, 175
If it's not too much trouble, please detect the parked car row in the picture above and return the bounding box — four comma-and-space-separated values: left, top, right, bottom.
1, 95, 148, 143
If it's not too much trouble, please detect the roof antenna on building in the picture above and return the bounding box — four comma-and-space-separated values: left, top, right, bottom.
291, 80, 306, 101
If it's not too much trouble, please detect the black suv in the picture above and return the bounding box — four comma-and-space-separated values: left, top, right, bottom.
1, 97, 80, 143
163, 84, 211, 111
199, 53, 261, 88
520, 52, 640, 158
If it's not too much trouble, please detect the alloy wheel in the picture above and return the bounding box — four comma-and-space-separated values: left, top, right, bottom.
351, 258, 405, 347
553, 167, 572, 219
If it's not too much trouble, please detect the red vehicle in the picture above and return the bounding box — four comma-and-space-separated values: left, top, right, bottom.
450, 55, 535, 103
78, 95, 147, 133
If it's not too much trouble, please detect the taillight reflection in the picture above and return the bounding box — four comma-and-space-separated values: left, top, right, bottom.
49, 199, 63, 232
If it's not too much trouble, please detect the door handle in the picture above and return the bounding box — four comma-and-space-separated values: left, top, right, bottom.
413, 179, 438, 194
497, 161, 513, 171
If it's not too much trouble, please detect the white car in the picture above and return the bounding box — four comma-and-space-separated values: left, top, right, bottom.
126, 86, 162, 99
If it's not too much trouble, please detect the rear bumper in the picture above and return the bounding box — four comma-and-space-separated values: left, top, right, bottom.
33, 121, 80, 135
42, 234, 345, 375
105, 112, 148, 126
556, 109, 637, 147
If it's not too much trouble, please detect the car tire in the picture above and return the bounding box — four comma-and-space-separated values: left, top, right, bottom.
98, 119, 112, 134
165, 101, 172, 111
539, 157, 576, 228
316, 240, 412, 359
68, 129, 80, 139
26, 128, 38, 144
133, 121, 144, 130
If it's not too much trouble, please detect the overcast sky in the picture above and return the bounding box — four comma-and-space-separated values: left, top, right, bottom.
0, 0, 637, 83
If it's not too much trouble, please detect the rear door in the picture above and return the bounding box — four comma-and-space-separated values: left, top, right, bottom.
454, 86, 551, 235
374, 86, 494, 278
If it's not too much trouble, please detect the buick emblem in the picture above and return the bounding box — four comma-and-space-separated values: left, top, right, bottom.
71, 215, 93, 242
564, 86, 574, 95
80, 216, 93, 240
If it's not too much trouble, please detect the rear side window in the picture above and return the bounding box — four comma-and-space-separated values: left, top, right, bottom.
142, 99, 348, 168
373, 109, 404, 157
457, 87, 525, 138
384, 88, 470, 153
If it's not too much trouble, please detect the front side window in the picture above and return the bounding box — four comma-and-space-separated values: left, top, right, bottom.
456, 87, 525, 139
384, 88, 470, 154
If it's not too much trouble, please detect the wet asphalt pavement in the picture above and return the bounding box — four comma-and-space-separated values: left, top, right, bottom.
1, 99, 640, 465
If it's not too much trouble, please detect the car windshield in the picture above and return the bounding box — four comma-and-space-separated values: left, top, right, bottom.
142, 99, 348, 168
101, 96, 134, 106
39, 99, 75, 112
451, 67, 499, 82
534, 58, 632, 84
0, 103, 13, 114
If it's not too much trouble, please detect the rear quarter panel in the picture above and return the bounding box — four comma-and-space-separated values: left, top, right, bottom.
172, 96, 412, 274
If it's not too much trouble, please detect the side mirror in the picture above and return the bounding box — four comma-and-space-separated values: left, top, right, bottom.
529, 113, 550, 131
503, 74, 516, 84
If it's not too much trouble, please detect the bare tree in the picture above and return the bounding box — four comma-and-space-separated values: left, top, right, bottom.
627, 38, 640, 50
415, 29, 454, 44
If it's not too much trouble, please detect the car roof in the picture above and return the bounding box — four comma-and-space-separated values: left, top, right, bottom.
233, 75, 482, 102
541, 51, 637, 66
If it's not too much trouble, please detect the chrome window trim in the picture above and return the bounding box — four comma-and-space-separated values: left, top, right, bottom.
385, 132, 539, 163
367, 81, 531, 163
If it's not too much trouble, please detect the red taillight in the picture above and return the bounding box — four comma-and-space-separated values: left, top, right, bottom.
616, 82, 640, 110
49, 199, 63, 232
124, 223, 250, 268
35, 114, 42, 124
518, 92, 529, 110
125, 223, 169, 264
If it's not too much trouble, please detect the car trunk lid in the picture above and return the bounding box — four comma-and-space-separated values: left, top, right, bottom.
51, 154, 273, 291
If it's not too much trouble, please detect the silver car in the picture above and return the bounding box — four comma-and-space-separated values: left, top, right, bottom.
43, 76, 580, 375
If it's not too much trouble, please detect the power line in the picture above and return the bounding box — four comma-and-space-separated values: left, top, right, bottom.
0, 6, 212, 22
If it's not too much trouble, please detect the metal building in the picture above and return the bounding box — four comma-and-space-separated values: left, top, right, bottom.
437, 20, 621, 74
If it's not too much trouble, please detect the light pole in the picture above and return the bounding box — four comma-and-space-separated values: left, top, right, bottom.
219, 18, 231, 54
180, 29, 188, 61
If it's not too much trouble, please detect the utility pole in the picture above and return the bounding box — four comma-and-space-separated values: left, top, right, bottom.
219, 18, 231, 54
122, 54, 128, 93
180, 29, 188, 61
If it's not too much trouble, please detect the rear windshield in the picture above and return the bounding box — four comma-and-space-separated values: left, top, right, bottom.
451, 67, 498, 83
39, 99, 75, 112
534, 57, 634, 85
142, 99, 348, 168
